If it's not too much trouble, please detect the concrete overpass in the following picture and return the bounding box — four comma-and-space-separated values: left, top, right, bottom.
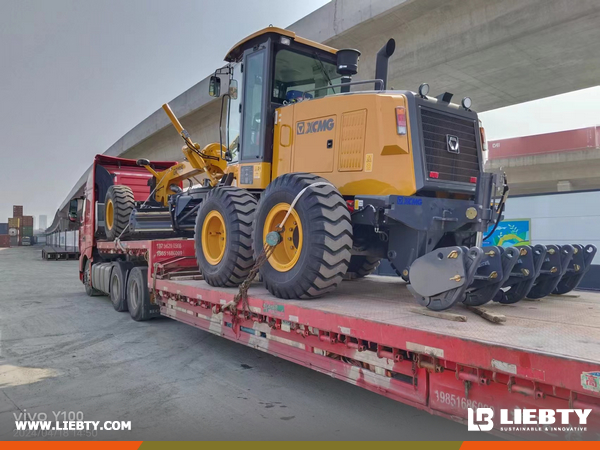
49, 0, 600, 232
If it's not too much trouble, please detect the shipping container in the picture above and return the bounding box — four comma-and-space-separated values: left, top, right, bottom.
9, 236, 18, 246
12, 205, 23, 217
8, 217, 19, 228
22, 226, 34, 237
21, 215, 34, 227
0, 223, 8, 235
0, 234, 10, 247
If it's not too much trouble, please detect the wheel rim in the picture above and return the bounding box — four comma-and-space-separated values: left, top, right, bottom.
263, 203, 303, 272
111, 275, 119, 300
129, 280, 139, 310
201, 210, 227, 265
106, 199, 114, 230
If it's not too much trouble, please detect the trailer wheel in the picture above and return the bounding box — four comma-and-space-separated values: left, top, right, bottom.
127, 266, 153, 321
105, 185, 135, 241
110, 261, 133, 312
254, 173, 352, 299
195, 187, 257, 287
345, 255, 381, 280
83, 259, 101, 296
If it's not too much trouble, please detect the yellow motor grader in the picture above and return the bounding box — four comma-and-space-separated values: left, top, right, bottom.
103, 27, 596, 310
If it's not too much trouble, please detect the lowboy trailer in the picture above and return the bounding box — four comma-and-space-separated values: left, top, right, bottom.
90, 237, 600, 438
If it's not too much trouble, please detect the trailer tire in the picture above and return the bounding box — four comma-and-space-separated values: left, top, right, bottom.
127, 266, 153, 321
345, 255, 381, 280
110, 261, 134, 312
254, 173, 352, 299
105, 185, 135, 241
195, 187, 257, 287
84, 259, 101, 296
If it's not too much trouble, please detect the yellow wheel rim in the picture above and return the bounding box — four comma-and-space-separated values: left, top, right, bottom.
106, 199, 114, 230
263, 203, 303, 272
201, 210, 227, 265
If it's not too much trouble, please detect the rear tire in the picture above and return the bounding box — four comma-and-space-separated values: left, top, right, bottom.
195, 187, 257, 287
127, 266, 153, 321
253, 173, 352, 299
345, 255, 381, 280
105, 185, 135, 241
110, 261, 133, 312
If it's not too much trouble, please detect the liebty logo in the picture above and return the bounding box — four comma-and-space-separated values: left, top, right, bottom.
296, 118, 334, 135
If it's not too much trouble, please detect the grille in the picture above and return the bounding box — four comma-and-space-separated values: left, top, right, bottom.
420, 107, 480, 184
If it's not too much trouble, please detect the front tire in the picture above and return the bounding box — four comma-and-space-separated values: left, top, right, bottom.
254, 173, 352, 299
84, 259, 100, 296
195, 187, 257, 287
105, 185, 135, 241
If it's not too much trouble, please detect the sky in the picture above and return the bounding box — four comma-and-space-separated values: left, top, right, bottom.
1, 0, 599, 229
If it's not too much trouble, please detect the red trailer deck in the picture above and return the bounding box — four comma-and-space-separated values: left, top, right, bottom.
96, 238, 600, 438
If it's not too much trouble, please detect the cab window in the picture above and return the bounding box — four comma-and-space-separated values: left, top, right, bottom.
241, 50, 265, 160
272, 49, 341, 104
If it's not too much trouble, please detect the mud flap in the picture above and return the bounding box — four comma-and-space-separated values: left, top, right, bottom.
407, 246, 484, 311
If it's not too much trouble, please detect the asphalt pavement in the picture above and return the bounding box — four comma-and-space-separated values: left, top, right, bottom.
0, 246, 489, 440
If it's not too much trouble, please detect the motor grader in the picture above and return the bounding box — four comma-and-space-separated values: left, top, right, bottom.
99, 26, 596, 311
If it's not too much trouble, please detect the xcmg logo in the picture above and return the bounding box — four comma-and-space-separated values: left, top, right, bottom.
296, 118, 335, 135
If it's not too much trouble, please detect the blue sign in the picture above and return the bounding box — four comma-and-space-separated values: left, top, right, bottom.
483, 218, 531, 247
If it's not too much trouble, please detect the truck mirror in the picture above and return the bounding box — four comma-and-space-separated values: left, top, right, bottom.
229, 79, 238, 99
209, 75, 221, 97
68, 199, 79, 223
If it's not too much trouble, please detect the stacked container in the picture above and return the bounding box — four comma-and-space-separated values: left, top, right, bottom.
13, 205, 23, 218
0, 222, 8, 247
0, 235, 10, 247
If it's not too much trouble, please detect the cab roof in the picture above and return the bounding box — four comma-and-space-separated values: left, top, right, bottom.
224, 26, 338, 62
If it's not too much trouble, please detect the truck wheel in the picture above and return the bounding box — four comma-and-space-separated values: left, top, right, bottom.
84, 259, 101, 296
110, 261, 134, 312
127, 266, 153, 321
254, 173, 352, 299
105, 185, 135, 241
345, 255, 381, 280
195, 187, 257, 287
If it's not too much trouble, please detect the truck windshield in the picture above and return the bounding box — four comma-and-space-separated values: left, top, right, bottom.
272, 49, 341, 103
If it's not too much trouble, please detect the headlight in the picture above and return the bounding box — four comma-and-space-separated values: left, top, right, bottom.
461, 97, 472, 109
418, 83, 430, 97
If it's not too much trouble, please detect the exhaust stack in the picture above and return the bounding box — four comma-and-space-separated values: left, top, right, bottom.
375, 38, 396, 90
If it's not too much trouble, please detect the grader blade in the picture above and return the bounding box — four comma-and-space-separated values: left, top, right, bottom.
526, 244, 575, 299
492, 244, 546, 304
553, 244, 597, 295
463, 246, 520, 307
407, 246, 484, 311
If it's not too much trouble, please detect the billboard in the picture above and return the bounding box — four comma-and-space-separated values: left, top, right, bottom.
483, 218, 531, 247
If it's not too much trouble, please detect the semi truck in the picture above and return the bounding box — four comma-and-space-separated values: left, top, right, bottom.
68, 153, 600, 438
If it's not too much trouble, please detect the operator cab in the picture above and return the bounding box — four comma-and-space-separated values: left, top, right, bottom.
209, 27, 342, 166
